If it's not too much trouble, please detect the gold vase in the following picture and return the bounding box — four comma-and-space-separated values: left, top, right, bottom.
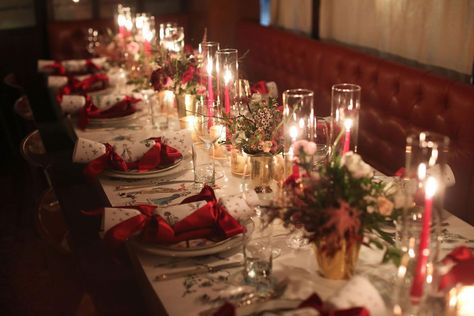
176, 94, 196, 119
248, 154, 274, 193
314, 239, 360, 280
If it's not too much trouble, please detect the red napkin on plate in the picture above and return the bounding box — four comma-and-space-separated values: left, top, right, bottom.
213, 292, 369, 316
250, 80, 269, 95
85, 186, 245, 248
83, 137, 182, 177
439, 246, 474, 290
77, 95, 140, 129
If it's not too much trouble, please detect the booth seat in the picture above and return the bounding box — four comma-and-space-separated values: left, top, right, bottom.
236, 20, 474, 224
47, 14, 189, 60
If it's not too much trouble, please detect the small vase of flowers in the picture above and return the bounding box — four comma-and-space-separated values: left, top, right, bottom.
273, 140, 401, 279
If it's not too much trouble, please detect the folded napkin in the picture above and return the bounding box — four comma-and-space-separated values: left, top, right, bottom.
55, 73, 109, 95
77, 95, 140, 129
88, 186, 247, 247
439, 246, 474, 290
60, 93, 129, 114
38, 57, 106, 75
214, 292, 369, 316
250, 81, 278, 99
73, 137, 182, 177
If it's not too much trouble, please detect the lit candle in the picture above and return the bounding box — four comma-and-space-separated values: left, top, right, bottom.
142, 27, 154, 55
207, 58, 214, 126
117, 14, 126, 35
456, 286, 474, 316
343, 118, 352, 154
410, 176, 438, 302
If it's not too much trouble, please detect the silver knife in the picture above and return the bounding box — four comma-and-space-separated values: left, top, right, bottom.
155, 262, 243, 281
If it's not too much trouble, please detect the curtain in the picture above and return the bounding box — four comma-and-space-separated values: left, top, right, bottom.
270, 0, 313, 35
320, 0, 474, 75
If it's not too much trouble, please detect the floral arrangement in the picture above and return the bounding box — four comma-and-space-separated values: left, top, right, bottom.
274, 143, 402, 262
227, 95, 284, 155
150, 46, 206, 95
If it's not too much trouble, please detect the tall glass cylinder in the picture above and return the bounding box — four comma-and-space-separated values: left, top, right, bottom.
393, 131, 450, 315
216, 49, 238, 116
282, 89, 314, 153
160, 24, 184, 53
331, 84, 361, 154
198, 42, 220, 118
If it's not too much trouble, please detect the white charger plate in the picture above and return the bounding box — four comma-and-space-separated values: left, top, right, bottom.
130, 219, 254, 257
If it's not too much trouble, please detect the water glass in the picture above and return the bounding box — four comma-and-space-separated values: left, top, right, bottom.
243, 215, 273, 288
331, 83, 361, 154
192, 143, 215, 188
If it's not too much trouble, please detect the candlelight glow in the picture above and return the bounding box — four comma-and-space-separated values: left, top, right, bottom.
417, 163, 427, 180
135, 16, 145, 29
224, 68, 232, 86
117, 15, 126, 27
125, 19, 133, 31
425, 176, 437, 199
344, 118, 353, 130
289, 125, 298, 141
298, 118, 305, 129
143, 26, 154, 42
457, 286, 474, 316
206, 58, 213, 75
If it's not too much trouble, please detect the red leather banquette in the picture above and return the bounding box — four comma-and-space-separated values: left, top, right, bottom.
236, 20, 474, 224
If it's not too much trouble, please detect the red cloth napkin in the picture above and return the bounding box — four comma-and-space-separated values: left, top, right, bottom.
77, 96, 140, 129
83, 137, 182, 177
84, 186, 245, 248
43, 61, 66, 75
213, 292, 369, 316
250, 81, 269, 95
440, 246, 474, 290
58, 73, 109, 97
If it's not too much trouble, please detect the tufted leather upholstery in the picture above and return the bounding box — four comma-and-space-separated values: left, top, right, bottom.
48, 14, 189, 60
236, 21, 474, 224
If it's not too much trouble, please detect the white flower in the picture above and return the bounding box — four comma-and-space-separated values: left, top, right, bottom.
304, 141, 317, 155
341, 152, 373, 179
251, 93, 262, 102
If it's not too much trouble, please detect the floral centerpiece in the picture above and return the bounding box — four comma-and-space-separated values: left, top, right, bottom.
150, 46, 206, 96
272, 141, 402, 279
228, 95, 283, 155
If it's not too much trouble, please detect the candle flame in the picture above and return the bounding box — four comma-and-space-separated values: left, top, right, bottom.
125, 19, 133, 31
143, 27, 154, 42
289, 125, 298, 140
344, 118, 353, 130
457, 286, 474, 315
425, 176, 437, 199
417, 163, 427, 181
298, 118, 305, 129
224, 69, 232, 86
118, 15, 126, 27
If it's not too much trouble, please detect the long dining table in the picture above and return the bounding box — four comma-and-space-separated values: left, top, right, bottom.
36, 77, 474, 316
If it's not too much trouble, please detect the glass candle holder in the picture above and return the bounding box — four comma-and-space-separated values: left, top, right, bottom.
116, 5, 133, 36
331, 84, 361, 154
216, 49, 238, 116
282, 89, 314, 152
392, 131, 450, 315
199, 42, 220, 119
160, 24, 184, 53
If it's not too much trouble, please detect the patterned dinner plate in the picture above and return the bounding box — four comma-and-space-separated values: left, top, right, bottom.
129, 219, 254, 257
103, 156, 189, 179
